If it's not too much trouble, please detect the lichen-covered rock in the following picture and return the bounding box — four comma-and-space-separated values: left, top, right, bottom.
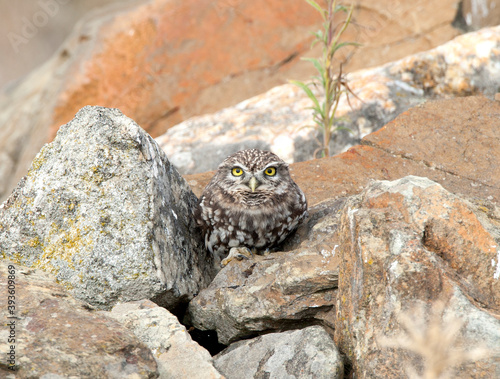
0, 261, 158, 378
107, 300, 223, 379
214, 326, 343, 379
334, 176, 500, 378
188, 199, 344, 345
0, 106, 215, 310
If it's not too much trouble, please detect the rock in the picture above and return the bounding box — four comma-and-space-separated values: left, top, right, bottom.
0, 0, 461, 202
214, 326, 343, 379
158, 26, 500, 175
185, 96, 500, 207
362, 96, 500, 194
459, 0, 500, 31
0, 1, 122, 89
334, 176, 500, 378
107, 300, 223, 379
188, 198, 344, 345
0, 106, 215, 310
0, 261, 158, 378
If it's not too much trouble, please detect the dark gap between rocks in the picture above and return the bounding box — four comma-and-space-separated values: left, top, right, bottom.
188, 328, 227, 356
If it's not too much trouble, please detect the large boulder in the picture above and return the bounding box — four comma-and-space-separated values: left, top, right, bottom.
334, 176, 500, 378
0, 261, 158, 378
0, 106, 215, 310
214, 326, 343, 379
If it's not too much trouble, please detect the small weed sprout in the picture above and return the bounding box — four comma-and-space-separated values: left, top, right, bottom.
291, 0, 359, 158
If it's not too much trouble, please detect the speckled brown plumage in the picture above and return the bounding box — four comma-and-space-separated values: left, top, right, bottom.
195, 149, 308, 267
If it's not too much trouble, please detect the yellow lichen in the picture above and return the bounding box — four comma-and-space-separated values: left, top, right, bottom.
28, 236, 41, 248
33, 217, 93, 280
29, 145, 52, 172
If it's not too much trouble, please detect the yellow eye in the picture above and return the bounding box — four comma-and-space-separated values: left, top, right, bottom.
231, 167, 244, 176
264, 167, 276, 176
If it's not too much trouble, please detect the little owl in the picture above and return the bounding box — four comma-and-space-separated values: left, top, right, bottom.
195, 149, 308, 267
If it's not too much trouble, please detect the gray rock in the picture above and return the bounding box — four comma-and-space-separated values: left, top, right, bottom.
188, 199, 344, 345
214, 326, 343, 379
0, 106, 215, 310
0, 261, 158, 378
107, 300, 224, 379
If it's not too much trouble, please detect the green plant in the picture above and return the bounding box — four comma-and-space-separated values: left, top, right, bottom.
291, 0, 358, 158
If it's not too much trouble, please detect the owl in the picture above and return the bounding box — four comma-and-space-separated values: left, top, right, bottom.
195, 149, 308, 267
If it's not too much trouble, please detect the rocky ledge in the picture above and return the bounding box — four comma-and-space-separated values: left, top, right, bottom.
1, 96, 499, 378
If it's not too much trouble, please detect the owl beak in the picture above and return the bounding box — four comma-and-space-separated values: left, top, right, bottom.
248, 176, 259, 192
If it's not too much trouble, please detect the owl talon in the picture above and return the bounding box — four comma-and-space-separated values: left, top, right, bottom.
221, 247, 254, 267
261, 248, 271, 256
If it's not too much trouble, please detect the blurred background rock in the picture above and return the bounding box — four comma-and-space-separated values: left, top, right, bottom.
0, 0, 122, 89
1, 1, 499, 90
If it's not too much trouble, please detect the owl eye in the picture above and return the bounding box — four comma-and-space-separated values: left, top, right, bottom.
264, 167, 276, 176
231, 167, 244, 176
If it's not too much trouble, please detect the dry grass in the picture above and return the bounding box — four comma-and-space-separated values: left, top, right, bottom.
378, 301, 491, 379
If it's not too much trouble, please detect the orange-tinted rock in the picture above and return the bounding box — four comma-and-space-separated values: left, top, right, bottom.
333, 176, 500, 378
47, 0, 460, 139
50, 0, 320, 138
363, 96, 500, 191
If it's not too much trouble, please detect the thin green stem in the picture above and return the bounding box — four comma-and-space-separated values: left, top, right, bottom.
291, 0, 357, 158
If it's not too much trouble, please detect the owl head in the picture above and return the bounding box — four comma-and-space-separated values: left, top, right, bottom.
215, 149, 291, 199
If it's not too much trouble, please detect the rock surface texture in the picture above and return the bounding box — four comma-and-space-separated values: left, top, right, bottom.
107, 299, 223, 379
214, 326, 343, 379
334, 176, 500, 378
158, 26, 500, 175
0, 106, 214, 310
0, 0, 461, 202
0, 262, 158, 378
